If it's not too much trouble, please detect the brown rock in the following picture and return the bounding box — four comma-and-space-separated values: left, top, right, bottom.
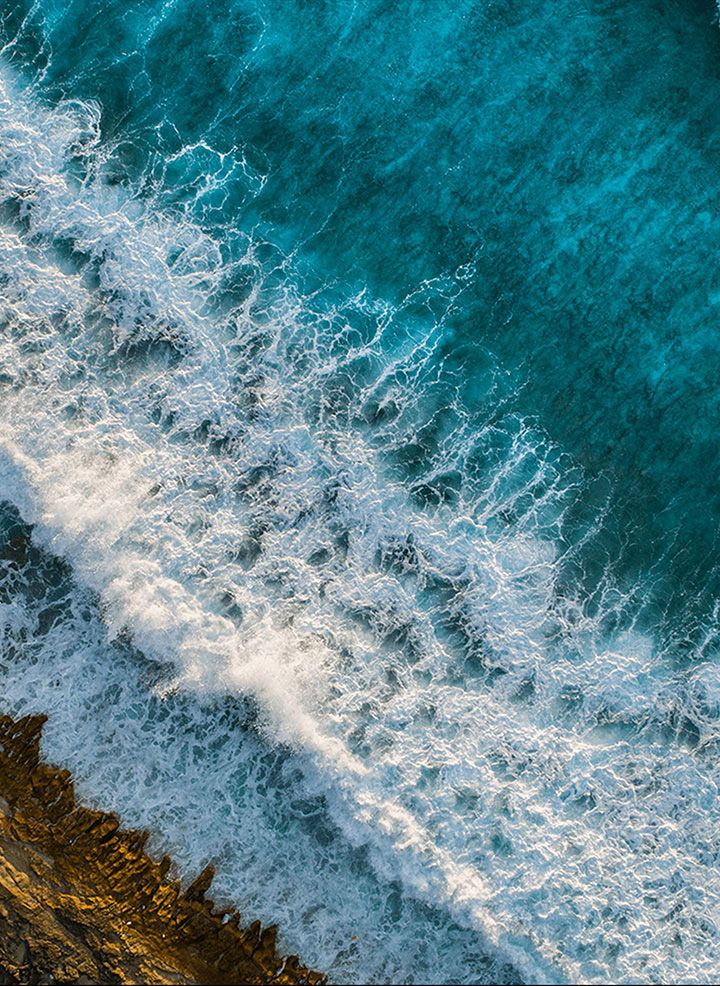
0, 713, 326, 985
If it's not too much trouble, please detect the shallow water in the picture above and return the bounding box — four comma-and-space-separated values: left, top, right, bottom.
1, 2, 720, 983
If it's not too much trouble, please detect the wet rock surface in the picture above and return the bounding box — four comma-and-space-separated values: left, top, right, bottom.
0, 712, 326, 985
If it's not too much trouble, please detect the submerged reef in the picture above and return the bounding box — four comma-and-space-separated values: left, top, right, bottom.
0, 712, 325, 985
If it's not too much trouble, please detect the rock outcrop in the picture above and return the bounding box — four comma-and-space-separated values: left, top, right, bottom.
0, 712, 326, 985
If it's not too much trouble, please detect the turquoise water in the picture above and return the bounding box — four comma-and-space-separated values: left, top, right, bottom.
2, 1, 720, 982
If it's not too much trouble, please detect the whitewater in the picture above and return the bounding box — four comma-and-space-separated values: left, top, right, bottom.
3, 2, 720, 983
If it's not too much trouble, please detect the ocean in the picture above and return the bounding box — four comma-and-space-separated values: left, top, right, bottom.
2, 1, 720, 982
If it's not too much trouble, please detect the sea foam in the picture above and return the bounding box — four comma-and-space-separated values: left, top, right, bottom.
1, 61, 720, 985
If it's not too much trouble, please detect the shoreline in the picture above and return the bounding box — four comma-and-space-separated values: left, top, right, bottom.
0, 712, 326, 985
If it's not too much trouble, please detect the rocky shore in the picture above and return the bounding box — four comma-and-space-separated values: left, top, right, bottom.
0, 712, 326, 985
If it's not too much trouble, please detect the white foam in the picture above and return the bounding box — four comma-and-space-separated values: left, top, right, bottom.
1, 61, 720, 984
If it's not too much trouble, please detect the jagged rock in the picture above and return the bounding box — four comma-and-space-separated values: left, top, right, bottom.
0, 713, 326, 985
185, 864, 215, 903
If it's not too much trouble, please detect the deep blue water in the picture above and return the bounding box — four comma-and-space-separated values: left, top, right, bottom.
2, 1, 720, 982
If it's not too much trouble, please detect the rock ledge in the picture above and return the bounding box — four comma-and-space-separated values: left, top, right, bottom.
0, 712, 326, 985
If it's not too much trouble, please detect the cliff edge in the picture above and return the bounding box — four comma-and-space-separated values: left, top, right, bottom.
0, 712, 326, 985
